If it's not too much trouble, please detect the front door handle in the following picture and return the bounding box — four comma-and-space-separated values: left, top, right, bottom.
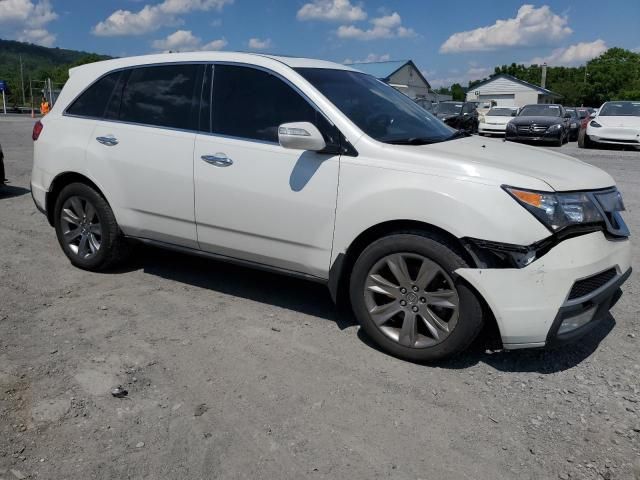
96, 135, 118, 146
201, 154, 233, 167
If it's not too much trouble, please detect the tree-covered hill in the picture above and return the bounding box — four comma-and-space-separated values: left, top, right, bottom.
0, 39, 111, 106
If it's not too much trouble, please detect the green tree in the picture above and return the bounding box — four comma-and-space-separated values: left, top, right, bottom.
450, 83, 465, 101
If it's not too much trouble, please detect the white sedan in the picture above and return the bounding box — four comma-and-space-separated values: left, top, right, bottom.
581, 101, 640, 149
478, 107, 518, 136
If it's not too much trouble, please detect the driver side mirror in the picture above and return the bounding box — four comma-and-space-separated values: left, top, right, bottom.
278, 122, 326, 151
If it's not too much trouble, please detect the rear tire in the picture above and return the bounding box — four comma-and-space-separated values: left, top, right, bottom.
54, 183, 129, 271
349, 232, 484, 362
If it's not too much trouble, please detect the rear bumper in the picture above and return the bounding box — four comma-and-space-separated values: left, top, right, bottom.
31, 180, 47, 215
455, 231, 631, 348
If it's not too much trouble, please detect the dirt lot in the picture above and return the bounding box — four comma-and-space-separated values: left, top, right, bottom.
1, 115, 639, 480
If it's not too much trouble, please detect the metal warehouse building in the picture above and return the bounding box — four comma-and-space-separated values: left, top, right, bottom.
465, 74, 561, 107
349, 60, 450, 103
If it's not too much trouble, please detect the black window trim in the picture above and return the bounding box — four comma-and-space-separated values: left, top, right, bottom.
63, 61, 208, 135
62, 60, 356, 155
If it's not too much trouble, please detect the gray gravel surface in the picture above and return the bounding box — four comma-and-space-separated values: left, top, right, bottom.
1, 115, 639, 479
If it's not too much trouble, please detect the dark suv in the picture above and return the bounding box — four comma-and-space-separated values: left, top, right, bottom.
434, 101, 478, 133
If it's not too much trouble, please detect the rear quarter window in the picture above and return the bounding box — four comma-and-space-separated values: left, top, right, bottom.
66, 71, 122, 118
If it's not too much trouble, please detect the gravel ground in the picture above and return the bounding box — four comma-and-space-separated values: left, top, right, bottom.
1, 115, 639, 480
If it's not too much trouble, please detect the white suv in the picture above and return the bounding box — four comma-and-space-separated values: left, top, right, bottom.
31, 53, 631, 362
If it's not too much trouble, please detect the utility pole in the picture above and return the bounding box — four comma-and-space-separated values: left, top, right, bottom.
19, 55, 26, 105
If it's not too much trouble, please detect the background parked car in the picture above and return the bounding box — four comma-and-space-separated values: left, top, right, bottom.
478, 106, 517, 136
505, 104, 571, 146
433, 101, 478, 133
475, 100, 497, 118
564, 108, 582, 141
580, 100, 640, 149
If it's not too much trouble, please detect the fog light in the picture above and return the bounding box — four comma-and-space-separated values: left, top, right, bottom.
558, 307, 597, 335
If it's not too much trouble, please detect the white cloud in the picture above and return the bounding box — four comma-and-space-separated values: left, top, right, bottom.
248, 37, 272, 50
440, 4, 572, 53
337, 12, 416, 41
297, 0, 366, 22
528, 39, 608, 66
151, 29, 227, 51
430, 65, 493, 89
343, 53, 390, 64
93, 0, 233, 36
0, 0, 58, 46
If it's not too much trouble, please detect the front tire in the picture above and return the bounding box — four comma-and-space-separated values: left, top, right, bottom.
54, 183, 129, 271
349, 232, 484, 362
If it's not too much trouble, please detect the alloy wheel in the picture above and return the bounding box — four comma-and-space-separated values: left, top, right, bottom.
363, 253, 459, 348
60, 196, 102, 259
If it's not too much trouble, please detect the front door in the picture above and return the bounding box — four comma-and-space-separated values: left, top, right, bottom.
193, 64, 340, 278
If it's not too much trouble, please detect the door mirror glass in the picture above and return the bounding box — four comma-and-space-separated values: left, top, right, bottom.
278, 122, 327, 151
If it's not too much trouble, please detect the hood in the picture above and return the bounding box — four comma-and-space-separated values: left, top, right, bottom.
596, 115, 640, 128
369, 135, 614, 192
482, 116, 512, 125
510, 116, 564, 127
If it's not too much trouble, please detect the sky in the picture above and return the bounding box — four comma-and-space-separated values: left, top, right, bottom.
1, 0, 639, 87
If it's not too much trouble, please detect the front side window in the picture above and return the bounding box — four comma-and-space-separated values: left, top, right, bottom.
518, 104, 562, 117
118, 64, 201, 130
211, 65, 334, 144
297, 68, 455, 144
66, 71, 122, 118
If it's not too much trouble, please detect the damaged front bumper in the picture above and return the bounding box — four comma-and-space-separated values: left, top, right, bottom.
455, 231, 631, 349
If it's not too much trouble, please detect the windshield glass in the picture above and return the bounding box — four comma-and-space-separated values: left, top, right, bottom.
434, 103, 463, 115
296, 68, 455, 144
487, 107, 516, 116
599, 102, 640, 117
518, 104, 562, 117
565, 109, 578, 119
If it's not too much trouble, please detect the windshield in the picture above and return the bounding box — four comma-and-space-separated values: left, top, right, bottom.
599, 102, 640, 117
296, 68, 455, 144
487, 107, 516, 116
518, 105, 562, 117
435, 103, 463, 115
565, 109, 578, 119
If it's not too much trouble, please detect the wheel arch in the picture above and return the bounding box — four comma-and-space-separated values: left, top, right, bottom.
328, 219, 502, 348
45, 172, 109, 226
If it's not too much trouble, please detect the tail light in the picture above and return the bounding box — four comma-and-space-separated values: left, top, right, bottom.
32, 120, 44, 141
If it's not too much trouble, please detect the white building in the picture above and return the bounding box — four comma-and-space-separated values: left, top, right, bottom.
349, 60, 450, 103
465, 74, 561, 107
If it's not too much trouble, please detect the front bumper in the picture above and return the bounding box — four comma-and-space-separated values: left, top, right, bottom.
588, 127, 640, 146
505, 128, 562, 143
455, 231, 631, 348
478, 124, 507, 134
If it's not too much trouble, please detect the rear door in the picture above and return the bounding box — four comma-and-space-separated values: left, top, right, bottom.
86, 63, 203, 248
193, 64, 341, 278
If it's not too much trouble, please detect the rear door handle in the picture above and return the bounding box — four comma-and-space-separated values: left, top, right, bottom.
201, 154, 233, 167
96, 135, 118, 146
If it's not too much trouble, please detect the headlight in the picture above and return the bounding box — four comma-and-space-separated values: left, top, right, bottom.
504, 186, 603, 231
590, 120, 602, 128
506, 123, 516, 131
548, 124, 563, 131
478, 114, 485, 123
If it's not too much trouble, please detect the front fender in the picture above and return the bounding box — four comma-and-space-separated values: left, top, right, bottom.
331, 162, 551, 266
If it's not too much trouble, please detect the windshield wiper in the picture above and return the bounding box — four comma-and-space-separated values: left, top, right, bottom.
444, 130, 471, 141
383, 137, 438, 145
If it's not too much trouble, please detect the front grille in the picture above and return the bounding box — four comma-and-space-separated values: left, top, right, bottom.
568, 268, 617, 300
516, 125, 548, 136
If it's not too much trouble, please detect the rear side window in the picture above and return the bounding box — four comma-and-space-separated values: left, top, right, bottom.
211, 65, 330, 143
66, 71, 122, 118
118, 64, 201, 130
